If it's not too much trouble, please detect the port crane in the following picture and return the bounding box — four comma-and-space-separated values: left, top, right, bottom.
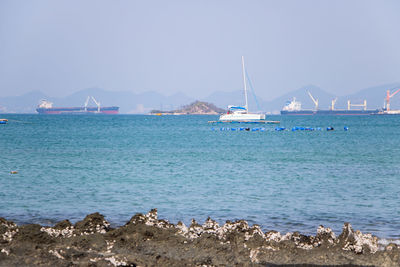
347, 100, 367, 111
330, 98, 338, 110
84, 96, 101, 112
385, 88, 400, 111
307, 91, 319, 110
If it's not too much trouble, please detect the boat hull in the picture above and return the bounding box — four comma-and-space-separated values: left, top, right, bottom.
280, 110, 315, 115
281, 109, 378, 115
372, 110, 400, 115
36, 107, 119, 114
219, 113, 266, 122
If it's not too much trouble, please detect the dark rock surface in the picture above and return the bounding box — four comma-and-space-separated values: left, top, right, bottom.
0, 209, 399, 266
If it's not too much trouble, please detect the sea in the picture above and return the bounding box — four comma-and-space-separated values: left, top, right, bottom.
1, 114, 399, 239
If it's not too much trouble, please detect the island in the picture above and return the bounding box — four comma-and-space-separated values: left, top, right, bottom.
150, 101, 225, 115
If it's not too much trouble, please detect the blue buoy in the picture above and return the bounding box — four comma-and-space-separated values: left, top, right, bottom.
316, 127, 322, 131
239, 127, 245, 131
327, 127, 334, 131
344, 126, 349, 131
260, 128, 266, 132
231, 128, 237, 131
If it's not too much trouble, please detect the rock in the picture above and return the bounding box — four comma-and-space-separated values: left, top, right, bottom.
338, 222, 378, 253
0, 218, 18, 243
14, 224, 55, 245
314, 225, 336, 247
385, 243, 398, 251
54, 220, 73, 230
74, 212, 111, 235
0, 210, 397, 266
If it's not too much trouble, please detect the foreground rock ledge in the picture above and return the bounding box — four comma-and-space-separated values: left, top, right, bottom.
0, 210, 399, 267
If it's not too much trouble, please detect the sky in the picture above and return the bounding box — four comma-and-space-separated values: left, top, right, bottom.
0, 0, 400, 100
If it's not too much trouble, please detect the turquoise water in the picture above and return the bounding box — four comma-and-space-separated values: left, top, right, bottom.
0, 114, 399, 238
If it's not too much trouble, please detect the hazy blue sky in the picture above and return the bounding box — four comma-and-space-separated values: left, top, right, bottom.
1, 0, 399, 100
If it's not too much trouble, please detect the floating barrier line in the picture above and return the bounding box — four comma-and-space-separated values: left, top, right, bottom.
212, 126, 349, 132
208, 120, 280, 124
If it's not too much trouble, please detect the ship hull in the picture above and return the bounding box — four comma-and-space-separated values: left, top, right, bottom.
280, 110, 315, 115
281, 109, 378, 115
372, 110, 400, 115
36, 107, 119, 114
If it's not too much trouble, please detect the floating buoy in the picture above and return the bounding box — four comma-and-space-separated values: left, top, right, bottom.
214, 125, 347, 133
10, 171, 18, 174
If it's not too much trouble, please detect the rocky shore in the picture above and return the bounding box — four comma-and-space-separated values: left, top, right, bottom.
1, 209, 399, 266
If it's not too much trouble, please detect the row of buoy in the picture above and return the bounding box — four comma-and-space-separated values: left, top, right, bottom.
212, 126, 349, 132
290, 126, 349, 132
212, 127, 267, 132
290, 126, 348, 131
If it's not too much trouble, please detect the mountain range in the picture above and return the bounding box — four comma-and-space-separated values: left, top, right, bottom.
1, 83, 400, 114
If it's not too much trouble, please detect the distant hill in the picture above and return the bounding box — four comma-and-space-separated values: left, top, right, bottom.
150, 101, 225, 115
1, 83, 400, 114
0, 91, 48, 113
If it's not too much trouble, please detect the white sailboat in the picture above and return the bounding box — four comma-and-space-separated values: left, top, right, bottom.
219, 56, 266, 122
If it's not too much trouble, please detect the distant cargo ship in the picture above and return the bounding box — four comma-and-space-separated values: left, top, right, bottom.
36, 97, 119, 114
281, 92, 378, 116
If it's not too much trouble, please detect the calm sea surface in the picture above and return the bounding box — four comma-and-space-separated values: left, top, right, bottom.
0, 114, 399, 238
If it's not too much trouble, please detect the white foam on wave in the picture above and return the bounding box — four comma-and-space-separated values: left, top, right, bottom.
378, 238, 400, 249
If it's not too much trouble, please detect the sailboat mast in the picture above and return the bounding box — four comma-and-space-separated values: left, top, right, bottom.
241, 56, 249, 113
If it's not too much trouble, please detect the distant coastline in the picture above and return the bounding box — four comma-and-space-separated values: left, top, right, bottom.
2, 83, 400, 114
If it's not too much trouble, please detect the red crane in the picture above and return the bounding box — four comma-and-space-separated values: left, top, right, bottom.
386, 88, 400, 111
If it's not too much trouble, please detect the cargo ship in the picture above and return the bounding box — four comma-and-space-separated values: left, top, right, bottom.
36, 97, 119, 114
281, 91, 378, 115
